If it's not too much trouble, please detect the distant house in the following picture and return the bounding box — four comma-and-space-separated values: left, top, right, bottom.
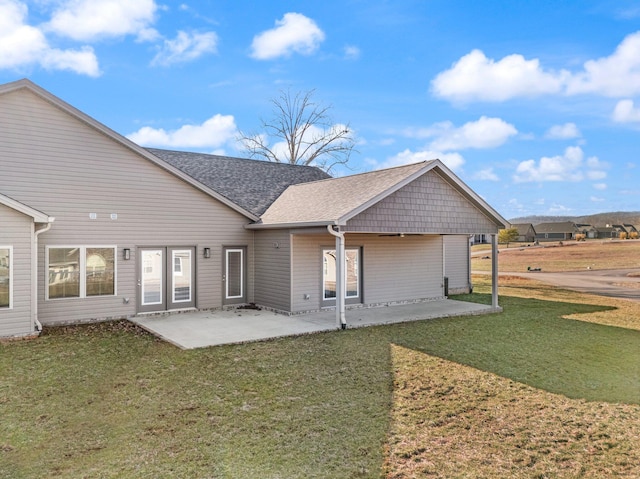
470, 233, 490, 245
575, 224, 598, 239
594, 226, 619, 239
534, 222, 579, 241
511, 223, 536, 243
0, 79, 507, 338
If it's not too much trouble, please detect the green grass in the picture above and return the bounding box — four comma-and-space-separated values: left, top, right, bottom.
2, 287, 640, 478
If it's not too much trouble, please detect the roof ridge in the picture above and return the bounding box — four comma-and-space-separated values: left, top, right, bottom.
145, 147, 329, 171
286, 160, 434, 187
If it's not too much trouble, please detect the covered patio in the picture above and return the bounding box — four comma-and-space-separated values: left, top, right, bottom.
131, 299, 500, 349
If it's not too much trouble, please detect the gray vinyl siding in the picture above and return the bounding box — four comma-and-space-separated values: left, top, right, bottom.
443, 235, 471, 294
291, 234, 325, 312
0, 88, 254, 326
344, 170, 498, 234
254, 229, 291, 311
290, 233, 443, 313
0, 204, 33, 336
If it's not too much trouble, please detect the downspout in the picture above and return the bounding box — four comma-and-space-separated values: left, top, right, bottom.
327, 225, 346, 329
33, 219, 54, 333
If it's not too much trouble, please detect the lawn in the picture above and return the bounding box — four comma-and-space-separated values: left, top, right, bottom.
2, 276, 640, 478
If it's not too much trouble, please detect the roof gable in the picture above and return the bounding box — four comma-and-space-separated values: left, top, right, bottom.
254, 160, 507, 229
0, 79, 259, 221
257, 161, 429, 226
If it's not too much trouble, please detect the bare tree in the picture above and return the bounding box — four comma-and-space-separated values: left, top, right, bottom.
239, 89, 356, 173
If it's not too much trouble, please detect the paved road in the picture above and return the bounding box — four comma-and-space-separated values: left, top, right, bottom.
494, 268, 640, 302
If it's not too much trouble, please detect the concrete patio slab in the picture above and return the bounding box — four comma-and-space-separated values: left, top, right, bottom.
131, 299, 499, 349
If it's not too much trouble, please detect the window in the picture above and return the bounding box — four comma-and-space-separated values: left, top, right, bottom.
323, 248, 360, 300
0, 247, 11, 309
48, 246, 116, 299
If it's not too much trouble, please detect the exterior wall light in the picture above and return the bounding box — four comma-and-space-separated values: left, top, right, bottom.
203, 247, 211, 259
123, 248, 131, 260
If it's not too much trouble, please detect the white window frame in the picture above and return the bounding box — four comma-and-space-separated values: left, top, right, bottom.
171, 249, 192, 303
225, 248, 244, 299
46, 246, 117, 300
322, 247, 361, 301
0, 246, 12, 309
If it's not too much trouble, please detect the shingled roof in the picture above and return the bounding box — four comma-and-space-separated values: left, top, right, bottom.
256, 161, 432, 226
147, 148, 331, 216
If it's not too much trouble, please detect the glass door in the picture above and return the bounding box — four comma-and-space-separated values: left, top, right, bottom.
139, 248, 164, 313
138, 247, 195, 313
169, 248, 195, 309
223, 247, 246, 305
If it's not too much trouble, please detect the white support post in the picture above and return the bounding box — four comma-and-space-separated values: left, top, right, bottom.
327, 225, 347, 329
491, 233, 499, 308
335, 233, 346, 328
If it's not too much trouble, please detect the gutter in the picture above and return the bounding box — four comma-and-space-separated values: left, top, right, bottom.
33, 218, 54, 332
327, 225, 347, 329
246, 220, 340, 230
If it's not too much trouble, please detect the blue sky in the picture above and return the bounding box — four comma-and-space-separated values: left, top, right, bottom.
2, 0, 640, 220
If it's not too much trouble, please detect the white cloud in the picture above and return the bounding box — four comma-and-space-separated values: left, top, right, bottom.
420, 116, 517, 151
587, 170, 607, 180
0, 0, 99, 76
151, 30, 218, 66
514, 146, 585, 183
431, 49, 565, 102
127, 114, 238, 148
47, 0, 158, 42
514, 146, 608, 183
547, 204, 572, 214
566, 31, 640, 97
344, 45, 360, 60
382, 149, 465, 171
612, 99, 640, 123
250, 12, 325, 60
593, 183, 607, 190
590, 196, 605, 202
545, 122, 581, 139
473, 168, 499, 181
432, 31, 640, 102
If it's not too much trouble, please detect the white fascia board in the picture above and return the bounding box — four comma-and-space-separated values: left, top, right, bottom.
0, 193, 53, 223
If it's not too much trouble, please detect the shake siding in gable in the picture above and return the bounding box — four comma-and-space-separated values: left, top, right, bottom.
0, 88, 253, 325
443, 235, 471, 294
0, 204, 33, 336
344, 170, 497, 234
254, 230, 291, 311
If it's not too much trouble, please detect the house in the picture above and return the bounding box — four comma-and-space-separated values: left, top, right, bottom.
575, 223, 598, 239
470, 233, 490, 245
594, 226, 619, 239
511, 223, 536, 243
534, 222, 579, 241
0, 79, 507, 339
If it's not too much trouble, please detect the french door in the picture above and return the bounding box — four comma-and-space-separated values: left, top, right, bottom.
138, 247, 196, 313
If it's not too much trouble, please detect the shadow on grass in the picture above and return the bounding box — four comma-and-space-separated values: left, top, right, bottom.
391, 293, 639, 405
